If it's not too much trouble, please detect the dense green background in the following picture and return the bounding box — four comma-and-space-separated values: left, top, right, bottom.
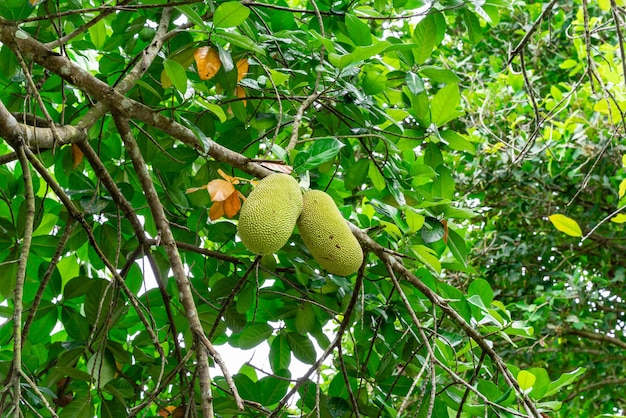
0, 0, 624, 416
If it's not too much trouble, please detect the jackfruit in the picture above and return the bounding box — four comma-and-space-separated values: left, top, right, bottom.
238, 173, 303, 255
297, 190, 363, 276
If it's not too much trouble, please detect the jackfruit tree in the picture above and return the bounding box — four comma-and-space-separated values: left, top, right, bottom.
0, 0, 625, 417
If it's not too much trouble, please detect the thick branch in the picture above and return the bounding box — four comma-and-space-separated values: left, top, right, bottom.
0, 17, 272, 179
568, 328, 626, 350
0, 99, 86, 147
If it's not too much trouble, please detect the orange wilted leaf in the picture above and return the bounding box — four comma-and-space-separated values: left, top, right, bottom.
207, 179, 235, 202
223, 192, 242, 218
158, 405, 177, 417
209, 201, 225, 220
71, 143, 83, 168
217, 168, 241, 184
236, 57, 249, 82
194, 46, 222, 80
235, 86, 247, 106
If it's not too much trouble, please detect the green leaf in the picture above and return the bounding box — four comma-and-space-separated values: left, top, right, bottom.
216, 31, 265, 55
528, 367, 551, 400
259, 371, 291, 405
517, 370, 536, 392
468, 278, 493, 306
432, 165, 455, 200
431, 84, 462, 126
101, 398, 127, 418
447, 228, 468, 268
369, 161, 386, 191
362, 69, 387, 95
213, 2, 250, 28
344, 159, 370, 190
544, 367, 587, 397
412, 15, 436, 64
440, 130, 475, 154
421, 217, 444, 243
419, 67, 462, 84
286, 332, 316, 364
406, 72, 425, 95
88, 20, 107, 50
406, 209, 425, 233
269, 334, 291, 373
163, 59, 188, 93
328, 41, 390, 69
548, 214, 582, 237
59, 395, 95, 418
197, 96, 227, 123
464, 9, 482, 44
295, 303, 315, 334
345, 14, 371, 46
294, 137, 344, 173
238, 323, 273, 349
176, 5, 207, 30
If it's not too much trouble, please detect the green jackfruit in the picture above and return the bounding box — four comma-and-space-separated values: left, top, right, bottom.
238, 173, 303, 255
297, 190, 363, 276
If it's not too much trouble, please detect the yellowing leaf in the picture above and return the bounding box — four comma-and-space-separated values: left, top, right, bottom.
235, 85, 247, 106
71, 143, 83, 168
610, 213, 626, 224
517, 370, 536, 392
236, 57, 249, 82
548, 214, 582, 237
194, 47, 222, 80
619, 179, 626, 198
622, 154, 626, 168
207, 179, 235, 202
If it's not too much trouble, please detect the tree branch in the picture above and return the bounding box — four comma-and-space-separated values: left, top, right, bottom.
112, 113, 244, 415
0, 99, 86, 148
567, 328, 626, 350
348, 223, 542, 418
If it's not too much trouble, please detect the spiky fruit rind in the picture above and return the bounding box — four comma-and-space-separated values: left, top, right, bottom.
297, 190, 363, 276
238, 174, 303, 255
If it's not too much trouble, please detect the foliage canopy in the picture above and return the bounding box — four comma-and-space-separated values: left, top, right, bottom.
0, 0, 625, 416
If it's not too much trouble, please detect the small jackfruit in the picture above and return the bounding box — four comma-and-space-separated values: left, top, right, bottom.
238, 173, 303, 255
297, 190, 363, 276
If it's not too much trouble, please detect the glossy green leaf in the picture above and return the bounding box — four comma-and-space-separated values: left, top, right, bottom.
88, 20, 107, 50
345, 14, 371, 46
412, 15, 436, 64
468, 278, 493, 306
293, 137, 344, 173
163, 59, 188, 93
269, 334, 291, 373
213, 2, 250, 28
286, 332, 316, 364
238, 323, 273, 349
544, 368, 587, 398
431, 84, 462, 126
58, 395, 95, 418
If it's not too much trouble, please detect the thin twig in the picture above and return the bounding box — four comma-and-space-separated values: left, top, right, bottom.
508, 0, 559, 65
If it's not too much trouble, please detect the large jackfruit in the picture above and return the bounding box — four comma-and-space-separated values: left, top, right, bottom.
297, 190, 363, 276
238, 173, 303, 255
